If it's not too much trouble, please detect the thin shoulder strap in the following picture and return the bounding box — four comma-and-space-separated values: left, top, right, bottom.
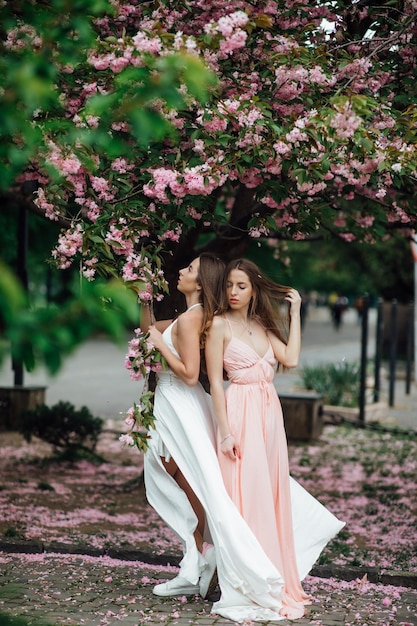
224, 315, 233, 335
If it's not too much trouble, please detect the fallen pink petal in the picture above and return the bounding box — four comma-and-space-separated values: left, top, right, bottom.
0, 421, 416, 624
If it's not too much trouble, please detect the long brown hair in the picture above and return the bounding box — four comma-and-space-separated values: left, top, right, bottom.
197, 253, 225, 347
218, 258, 292, 345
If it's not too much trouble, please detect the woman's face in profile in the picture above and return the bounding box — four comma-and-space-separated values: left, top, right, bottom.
177, 257, 200, 295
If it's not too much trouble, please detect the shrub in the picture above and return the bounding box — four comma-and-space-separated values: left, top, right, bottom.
0, 614, 43, 626
19, 401, 103, 459
300, 361, 361, 407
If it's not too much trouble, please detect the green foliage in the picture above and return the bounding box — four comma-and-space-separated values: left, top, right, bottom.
19, 401, 103, 459
127, 393, 157, 453
300, 361, 361, 407
0, 0, 115, 188
0, 613, 50, 626
0, 205, 62, 297
0, 1, 216, 188
37, 481, 55, 491
1, 272, 138, 374
274, 232, 413, 302
0, 262, 27, 328
3, 527, 25, 539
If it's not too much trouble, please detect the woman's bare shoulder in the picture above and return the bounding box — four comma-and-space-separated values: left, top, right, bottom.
210, 314, 227, 335
212, 314, 225, 326
177, 305, 203, 328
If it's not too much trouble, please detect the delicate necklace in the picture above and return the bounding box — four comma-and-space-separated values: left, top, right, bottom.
230, 316, 253, 336
243, 319, 253, 336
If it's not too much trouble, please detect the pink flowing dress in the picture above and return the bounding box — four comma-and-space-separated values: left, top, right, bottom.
218, 321, 333, 619
145, 319, 344, 622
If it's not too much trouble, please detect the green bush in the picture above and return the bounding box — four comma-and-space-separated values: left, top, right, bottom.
19, 401, 103, 459
0, 614, 47, 626
300, 361, 361, 407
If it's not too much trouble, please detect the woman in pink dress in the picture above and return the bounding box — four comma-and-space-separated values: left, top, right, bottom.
205, 258, 344, 620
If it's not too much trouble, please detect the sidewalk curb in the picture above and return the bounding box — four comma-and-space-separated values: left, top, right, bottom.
1, 539, 416, 590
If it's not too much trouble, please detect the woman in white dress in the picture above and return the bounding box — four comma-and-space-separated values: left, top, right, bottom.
142, 252, 225, 598
142, 254, 345, 622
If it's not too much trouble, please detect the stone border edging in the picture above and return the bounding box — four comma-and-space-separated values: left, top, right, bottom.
1, 539, 416, 590
0, 539, 180, 567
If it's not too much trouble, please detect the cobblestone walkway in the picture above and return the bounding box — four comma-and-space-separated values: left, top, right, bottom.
1, 553, 417, 625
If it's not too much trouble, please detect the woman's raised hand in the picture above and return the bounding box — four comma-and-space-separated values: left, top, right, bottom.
285, 288, 302, 315
148, 325, 164, 351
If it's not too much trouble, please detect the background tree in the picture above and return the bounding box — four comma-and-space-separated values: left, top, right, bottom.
2, 0, 417, 317
276, 234, 414, 304
0, 0, 216, 373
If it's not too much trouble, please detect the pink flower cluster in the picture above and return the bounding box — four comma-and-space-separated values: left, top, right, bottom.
21, 0, 417, 281
105, 220, 138, 256
82, 256, 98, 280
34, 188, 60, 221
330, 103, 363, 139
132, 31, 162, 54
51, 224, 84, 269
205, 11, 249, 58
143, 164, 227, 203
122, 255, 166, 304
124, 328, 165, 381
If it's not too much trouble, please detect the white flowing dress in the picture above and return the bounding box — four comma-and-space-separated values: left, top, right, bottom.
143, 318, 345, 623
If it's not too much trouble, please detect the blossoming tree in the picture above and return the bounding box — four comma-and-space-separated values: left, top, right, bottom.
1, 0, 216, 374
3, 0, 417, 309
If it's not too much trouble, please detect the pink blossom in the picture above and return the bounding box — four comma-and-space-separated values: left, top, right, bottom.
119, 434, 134, 447
61, 157, 82, 175
125, 416, 135, 429
219, 30, 248, 57
52, 224, 84, 269
273, 140, 291, 156
186, 206, 203, 219
158, 228, 182, 242
200, 115, 228, 133
109, 55, 129, 73
90, 176, 109, 194
112, 121, 129, 132
215, 12, 248, 37
309, 65, 335, 86
237, 108, 263, 127
286, 127, 308, 143
89, 54, 111, 70
329, 102, 362, 139
111, 158, 133, 173
339, 232, 356, 242
132, 31, 162, 54
105, 223, 137, 257
34, 188, 60, 221
85, 200, 100, 223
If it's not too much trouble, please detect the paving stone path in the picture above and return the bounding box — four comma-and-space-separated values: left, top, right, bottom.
1, 551, 417, 625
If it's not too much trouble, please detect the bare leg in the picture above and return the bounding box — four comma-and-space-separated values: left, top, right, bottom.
162, 456, 205, 552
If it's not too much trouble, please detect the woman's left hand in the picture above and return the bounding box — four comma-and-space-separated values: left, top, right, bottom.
220, 433, 240, 461
285, 288, 302, 315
